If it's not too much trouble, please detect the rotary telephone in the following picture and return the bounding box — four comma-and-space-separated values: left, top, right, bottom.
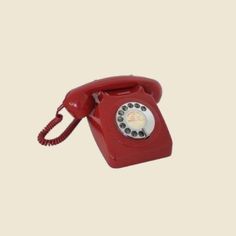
38, 75, 172, 168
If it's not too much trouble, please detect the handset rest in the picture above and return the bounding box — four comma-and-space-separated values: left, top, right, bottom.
63, 75, 162, 119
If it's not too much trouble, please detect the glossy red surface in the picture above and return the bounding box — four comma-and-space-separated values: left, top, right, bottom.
62, 75, 172, 168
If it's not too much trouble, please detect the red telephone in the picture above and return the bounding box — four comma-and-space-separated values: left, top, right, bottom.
38, 75, 172, 168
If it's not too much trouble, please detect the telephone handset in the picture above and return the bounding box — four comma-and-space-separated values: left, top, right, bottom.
38, 75, 172, 168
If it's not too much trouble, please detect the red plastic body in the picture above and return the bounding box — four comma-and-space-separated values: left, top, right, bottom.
63, 75, 172, 168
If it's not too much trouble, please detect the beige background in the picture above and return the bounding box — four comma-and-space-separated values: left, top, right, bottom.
0, 0, 235, 235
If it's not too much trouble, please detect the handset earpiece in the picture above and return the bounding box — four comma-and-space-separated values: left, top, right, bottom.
63, 90, 95, 119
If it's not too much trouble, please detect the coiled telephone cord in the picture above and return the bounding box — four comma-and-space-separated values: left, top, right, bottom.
37, 105, 81, 146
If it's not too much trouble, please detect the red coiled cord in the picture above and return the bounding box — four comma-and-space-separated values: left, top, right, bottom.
37, 105, 81, 146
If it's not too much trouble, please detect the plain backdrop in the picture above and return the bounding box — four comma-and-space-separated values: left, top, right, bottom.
0, 1, 235, 235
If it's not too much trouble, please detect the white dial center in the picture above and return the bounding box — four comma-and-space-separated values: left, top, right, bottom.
125, 110, 147, 129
